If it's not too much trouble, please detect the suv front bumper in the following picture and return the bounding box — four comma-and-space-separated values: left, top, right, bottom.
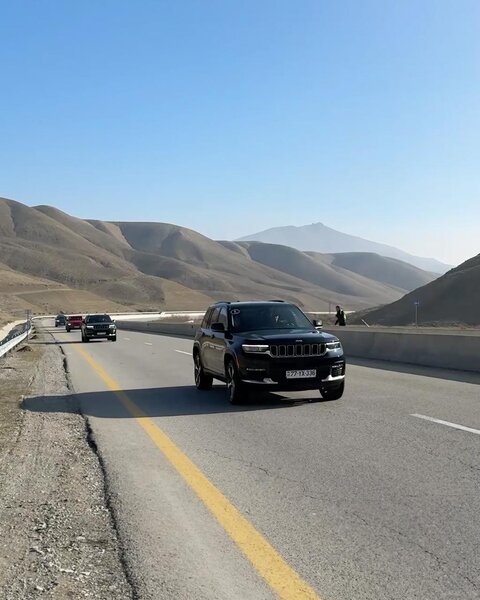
83, 329, 116, 339
237, 355, 346, 391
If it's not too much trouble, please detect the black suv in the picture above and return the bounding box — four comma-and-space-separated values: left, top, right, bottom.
55, 313, 66, 327
193, 301, 345, 404
81, 314, 117, 342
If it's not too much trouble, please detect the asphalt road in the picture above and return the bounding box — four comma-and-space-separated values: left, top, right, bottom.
38, 322, 480, 600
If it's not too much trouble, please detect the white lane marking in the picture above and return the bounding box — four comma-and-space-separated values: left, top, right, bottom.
175, 350, 191, 356
411, 414, 480, 436
123, 337, 131, 341
144, 342, 153, 346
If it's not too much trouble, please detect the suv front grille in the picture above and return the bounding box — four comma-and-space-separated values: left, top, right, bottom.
269, 343, 326, 358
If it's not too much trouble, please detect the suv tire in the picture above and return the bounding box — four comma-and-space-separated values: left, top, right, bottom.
320, 381, 344, 401
194, 353, 213, 390
226, 360, 246, 405
110, 336, 117, 342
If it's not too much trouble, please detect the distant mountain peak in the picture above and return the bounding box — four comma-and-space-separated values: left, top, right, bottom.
237, 222, 452, 274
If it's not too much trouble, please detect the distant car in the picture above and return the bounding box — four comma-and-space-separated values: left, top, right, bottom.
66, 315, 83, 332
55, 314, 66, 327
193, 301, 346, 404
81, 314, 117, 342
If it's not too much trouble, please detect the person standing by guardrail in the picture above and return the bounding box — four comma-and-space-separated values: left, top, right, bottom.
335, 305, 346, 326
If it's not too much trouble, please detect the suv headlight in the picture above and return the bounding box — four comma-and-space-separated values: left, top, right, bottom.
86, 325, 94, 329
326, 341, 342, 352
242, 344, 269, 354
109, 324, 116, 329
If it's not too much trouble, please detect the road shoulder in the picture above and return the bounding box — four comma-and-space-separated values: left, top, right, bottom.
0, 332, 132, 599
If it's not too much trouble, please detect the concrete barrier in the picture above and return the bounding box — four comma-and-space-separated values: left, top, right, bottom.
116, 320, 480, 374
324, 327, 480, 373
115, 320, 197, 338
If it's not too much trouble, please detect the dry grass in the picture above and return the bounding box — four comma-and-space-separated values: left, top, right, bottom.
0, 313, 14, 328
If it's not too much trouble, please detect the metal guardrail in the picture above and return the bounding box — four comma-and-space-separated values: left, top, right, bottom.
0, 321, 32, 360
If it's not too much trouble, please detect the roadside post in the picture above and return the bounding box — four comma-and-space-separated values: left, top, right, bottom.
26, 309, 31, 340
414, 301, 420, 327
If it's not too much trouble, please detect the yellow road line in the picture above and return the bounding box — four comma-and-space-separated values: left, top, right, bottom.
74, 346, 323, 600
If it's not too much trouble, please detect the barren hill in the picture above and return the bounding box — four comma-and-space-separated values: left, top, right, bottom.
361, 254, 480, 325
225, 241, 418, 303
0, 261, 126, 324
225, 241, 436, 293
321, 252, 436, 292
0, 197, 438, 316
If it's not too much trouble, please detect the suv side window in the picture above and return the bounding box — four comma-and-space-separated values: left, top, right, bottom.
210, 307, 221, 326
201, 308, 213, 329
218, 307, 228, 330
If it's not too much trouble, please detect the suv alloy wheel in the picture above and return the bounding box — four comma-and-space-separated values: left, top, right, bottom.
226, 360, 244, 405
194, 353, 213, 390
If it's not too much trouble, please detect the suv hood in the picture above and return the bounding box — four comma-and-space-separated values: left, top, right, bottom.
240, 329, 338, 343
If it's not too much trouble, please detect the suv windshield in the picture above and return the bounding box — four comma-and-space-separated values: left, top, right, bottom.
86, 315, 112, 324
230, 304, 313, 332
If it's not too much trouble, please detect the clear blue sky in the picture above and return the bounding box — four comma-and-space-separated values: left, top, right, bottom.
1, 0, 479, 265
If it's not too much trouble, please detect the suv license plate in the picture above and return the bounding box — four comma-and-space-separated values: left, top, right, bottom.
286, 369, 316, 379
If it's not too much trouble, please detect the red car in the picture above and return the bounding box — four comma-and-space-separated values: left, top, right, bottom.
66, 315, 83, 332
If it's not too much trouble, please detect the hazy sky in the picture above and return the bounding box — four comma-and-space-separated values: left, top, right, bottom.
1, 1, 479, 265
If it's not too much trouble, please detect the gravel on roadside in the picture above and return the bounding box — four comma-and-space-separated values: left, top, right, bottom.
0, 333, 133, 599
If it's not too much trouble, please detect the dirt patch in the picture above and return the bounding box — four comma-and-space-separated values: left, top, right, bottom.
0, 334, 133, 599
0, 312, 15, 328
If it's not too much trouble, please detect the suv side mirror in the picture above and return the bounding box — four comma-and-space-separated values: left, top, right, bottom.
313, 319, 323, 328
211, 322, 225, 333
